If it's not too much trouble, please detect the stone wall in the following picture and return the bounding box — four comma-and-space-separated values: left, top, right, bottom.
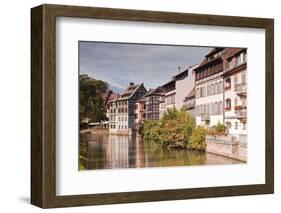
206, 135, 247, 162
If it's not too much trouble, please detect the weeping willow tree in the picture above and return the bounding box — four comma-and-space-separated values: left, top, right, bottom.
79, 74, 108, 123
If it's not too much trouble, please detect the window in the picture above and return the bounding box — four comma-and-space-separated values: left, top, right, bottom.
228, 59, 234, 69
196, 88, 200, 98
206, 104, 209, 114
226, 121, 232, 130
243, 52, 247, 63
225, 77, 231, 89
135, 104, 138, 110
219, 81, 223, 93
234, 75, 238, 86
242, 97, 246, 108
234, 97, 238, 106
243, 122, 246, 130
225, 98, 231, 111
237, 53, 242, 65
235, 122, 238, 129
215, 102, 218, 114
210, 84, 213, 95
219, 101, 223, 114
242, 73, 246, 84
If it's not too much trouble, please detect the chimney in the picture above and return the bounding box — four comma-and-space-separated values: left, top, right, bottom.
129, 82, 134, 86
178, 66, 181, 73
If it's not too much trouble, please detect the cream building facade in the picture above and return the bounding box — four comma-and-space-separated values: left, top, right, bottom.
223, 49, 247, 136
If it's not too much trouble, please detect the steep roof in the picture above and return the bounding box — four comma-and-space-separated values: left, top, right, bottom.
117, 83, 146, 100
102, 90, 119, 104
185, 87, 195, 100
136, 87, 165, 102
195, 54, 222, 71
205, 47, 224, 57
194, 47, 246, 72
223, 48, 245, 60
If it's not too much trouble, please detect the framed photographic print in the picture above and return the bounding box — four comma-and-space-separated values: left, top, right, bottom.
31, 4, 274, 208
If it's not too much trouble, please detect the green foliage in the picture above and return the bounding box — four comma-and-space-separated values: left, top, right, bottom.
79, 74, 108, 122
143, 120, 160, 141
142, 108, 197, 149
214, 121, 227, 134
190, 126, 207, 151
207, 121, 227, 135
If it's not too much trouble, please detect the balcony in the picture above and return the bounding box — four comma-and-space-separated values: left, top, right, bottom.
235, 109, 247, 120
234, 83, 247, 96
201, 113, 210, 121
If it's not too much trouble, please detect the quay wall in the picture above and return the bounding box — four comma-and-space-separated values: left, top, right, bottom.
206, 135, 247, 162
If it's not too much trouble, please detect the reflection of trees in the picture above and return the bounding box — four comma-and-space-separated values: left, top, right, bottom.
79, 133, 240, 170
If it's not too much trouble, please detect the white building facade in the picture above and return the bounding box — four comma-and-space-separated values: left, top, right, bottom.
195, 48, 224, 126
223, 49, 247, 136
174, 65, 197, 110
195, 47, 247, 137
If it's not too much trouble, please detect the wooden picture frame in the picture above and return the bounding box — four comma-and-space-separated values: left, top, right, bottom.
31, 4, 274, 208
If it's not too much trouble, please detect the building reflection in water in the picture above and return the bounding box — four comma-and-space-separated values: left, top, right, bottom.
80, 133, 242, 170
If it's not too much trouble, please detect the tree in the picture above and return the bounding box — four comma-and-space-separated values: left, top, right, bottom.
79, 74, 108, 122
190, 126, 207, 151
142, 109, 196, 148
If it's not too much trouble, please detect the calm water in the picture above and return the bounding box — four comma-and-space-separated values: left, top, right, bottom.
79, 132, 242, 170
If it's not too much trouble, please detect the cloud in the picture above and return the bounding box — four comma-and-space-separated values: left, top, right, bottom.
79, 42, 212, 92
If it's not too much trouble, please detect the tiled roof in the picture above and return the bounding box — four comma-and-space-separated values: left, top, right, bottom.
223, 48, 245, 59
195, 47, 246, 71
195, 56, 222, 71
118, 83, 145, 100
136, 87, 165, 102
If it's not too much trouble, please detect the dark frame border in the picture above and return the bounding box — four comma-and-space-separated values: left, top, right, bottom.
31, 4, 274, 208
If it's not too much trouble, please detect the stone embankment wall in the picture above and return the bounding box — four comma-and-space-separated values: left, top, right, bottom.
206, 134, 247, 162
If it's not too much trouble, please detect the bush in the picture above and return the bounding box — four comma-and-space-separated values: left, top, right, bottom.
142, 108, 196, 148
143, 119, 159, 140
190, 126, 207, 151
214, 121, 227, 134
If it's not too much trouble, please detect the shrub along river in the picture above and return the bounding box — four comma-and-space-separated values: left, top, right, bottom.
79, 132, 242, 170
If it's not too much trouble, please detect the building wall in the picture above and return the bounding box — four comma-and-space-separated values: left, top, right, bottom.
195, 75, 224, 126
108, 101, 117, 133
159, 97, 165, 118
175, 69, 195, 109
145, 94, 162, 120
134, 101, 145, 129
164, 90, 176, 110
224, 69, 247, 135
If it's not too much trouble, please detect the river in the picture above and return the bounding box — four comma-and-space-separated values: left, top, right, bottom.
79, 132, 242, 170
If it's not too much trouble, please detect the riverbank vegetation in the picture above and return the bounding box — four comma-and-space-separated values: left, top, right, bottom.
79, 74, 108, 123
206, 121, 227, 136
142, 108, 226, 151
142, 108, 206, 150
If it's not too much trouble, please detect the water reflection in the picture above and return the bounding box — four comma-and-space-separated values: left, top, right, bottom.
80, 133, 242, 170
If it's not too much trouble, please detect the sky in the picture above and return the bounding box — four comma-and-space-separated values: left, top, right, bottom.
79, 41, 211, 94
